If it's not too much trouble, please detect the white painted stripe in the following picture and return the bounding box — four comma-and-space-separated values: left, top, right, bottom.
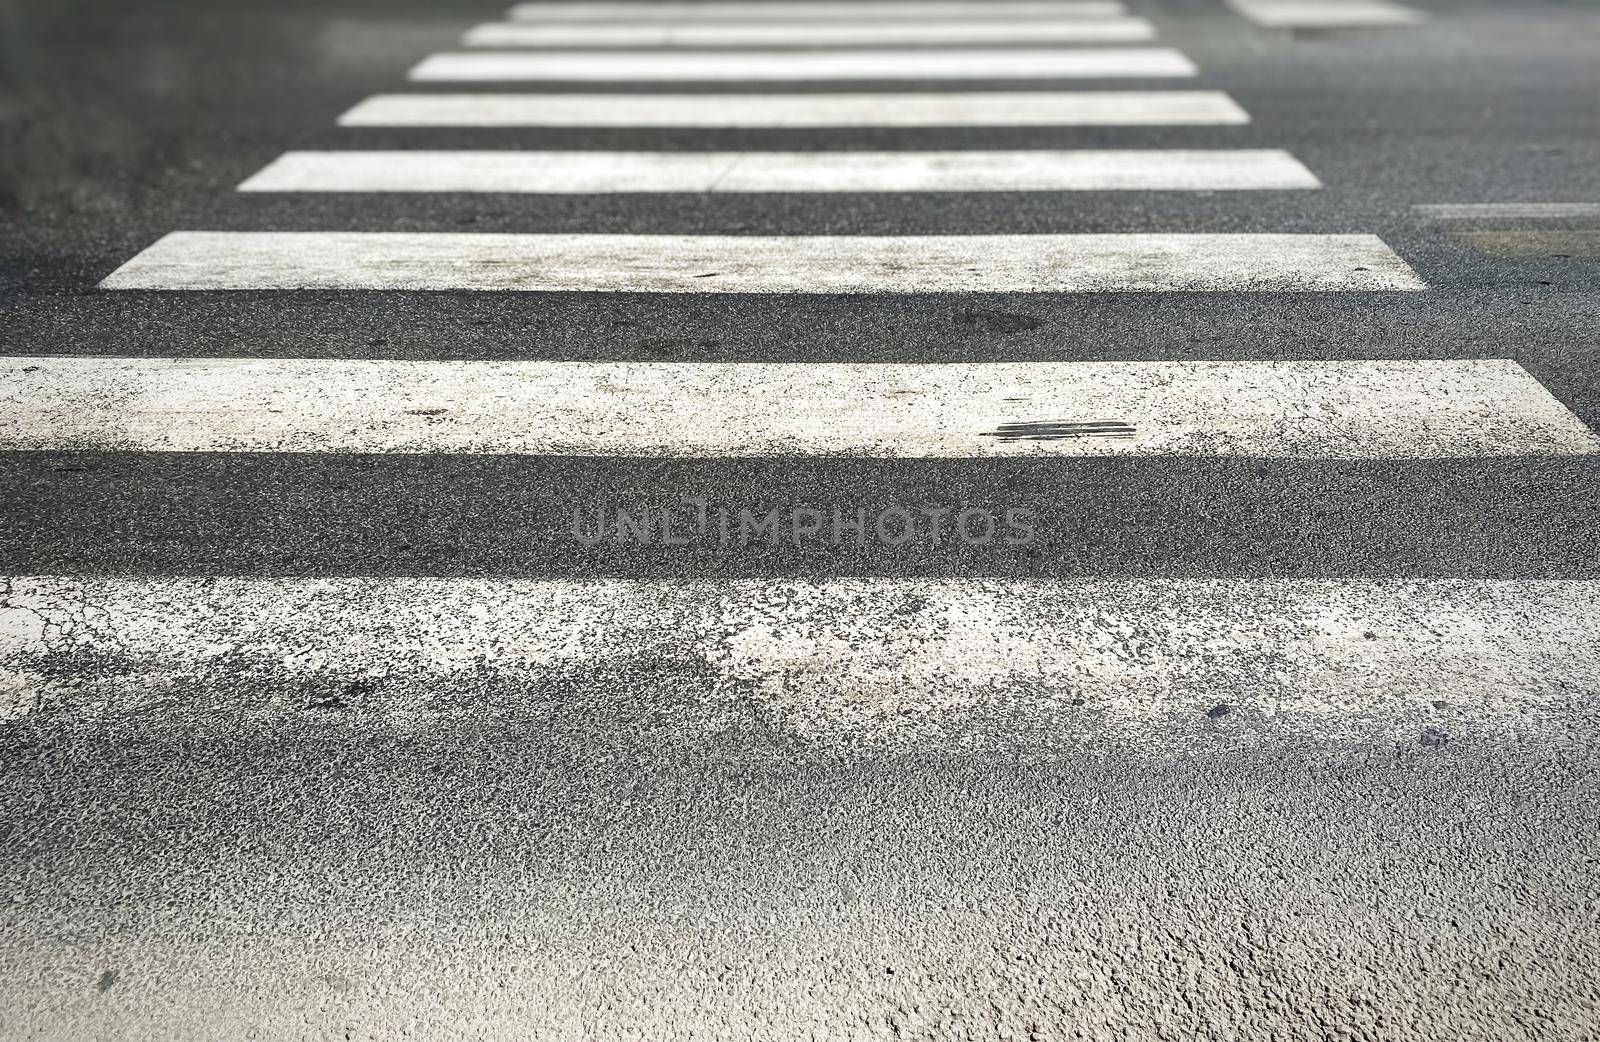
1414, 203, 1600, 220
1226, 0, 1424, 27
98, 232, 1424, 292
238, 150, 1321, 193
338, 91, 1252, 128
408, 48, 1199, 81
4, 578, 1597, 741
464, 18, 1157, 45
506, 2, 1130, 21
3, 358, 1584, 458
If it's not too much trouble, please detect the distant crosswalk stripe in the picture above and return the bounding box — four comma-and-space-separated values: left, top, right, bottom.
5, 577, 1598, 729
1414, 203, 1600, 220
408, 48, 1199, 81
505, 2, 1130, 21
1456, 230, 1600, 260
1226, 0, 1424, 27
238, 150, 1321, 193
6, 358, 1582, 458
98, 232, 1422, 292
338, 91, 1252, 127
463, 18, 1158, 45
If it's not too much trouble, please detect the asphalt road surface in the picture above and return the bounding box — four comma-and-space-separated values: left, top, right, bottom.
3, 0, 1599, 1038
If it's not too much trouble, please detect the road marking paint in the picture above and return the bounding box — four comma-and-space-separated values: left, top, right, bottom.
1225, 0, 1424, 27
238, 150, 1321, 193
1414, 203, 1600, 220
5, 577, 1597, 742
1456, 230, 1600, 260
98, 232, 1424, 292
3, 358, 1583, 458
338, 90, 1251, 127
463, 18, 1157, 45
505, 2, 1130, 21
408, 48, 1199, 81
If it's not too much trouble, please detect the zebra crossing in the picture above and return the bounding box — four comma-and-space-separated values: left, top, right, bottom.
11, 0, 1600, 735
100, 1, 1415, 296
11, 4, 1600, 1038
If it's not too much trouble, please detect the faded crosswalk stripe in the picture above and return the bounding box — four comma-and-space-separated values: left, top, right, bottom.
238, 150, 1321, 193
462, 18, 1158, 45
409, 48, 1199, 81
1414, 202, 1600, 220
5, 358, 1585, 458
337, 91, 1253, 128
4, 578, 1596, 737
99, 232, 1423, 292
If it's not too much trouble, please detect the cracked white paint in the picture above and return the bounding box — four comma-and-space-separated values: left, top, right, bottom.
98, 232, 1423, 292
4, 358, 1589, 458
3, 578, 1597, 744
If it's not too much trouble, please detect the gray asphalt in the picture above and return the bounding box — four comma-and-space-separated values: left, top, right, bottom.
3, 0, 1599, 1038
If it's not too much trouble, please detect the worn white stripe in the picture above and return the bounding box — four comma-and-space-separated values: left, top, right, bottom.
2, 358, 1585, 458
506, 2, 1129, 21
464, 18, 1157, 45
1226, 0, 1424, 27
238, 150, 1321, 193
1414, 203, 1600, 220
338, 90, 1252, 127
409, 48, 1199, 81
98, 232, 1424, 292
4, 578, 1597, 742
